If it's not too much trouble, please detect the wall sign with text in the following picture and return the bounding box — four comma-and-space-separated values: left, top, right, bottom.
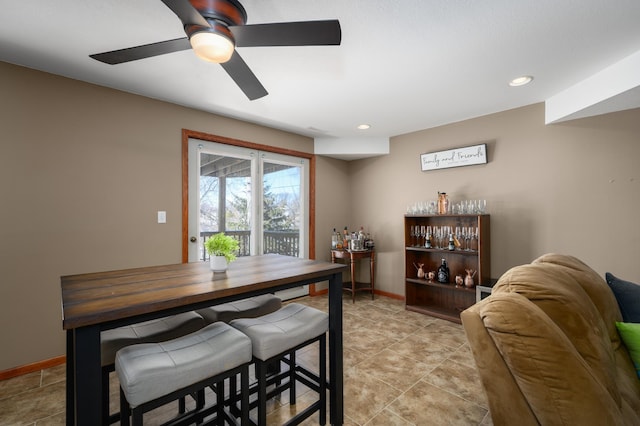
420, 143, 488, 171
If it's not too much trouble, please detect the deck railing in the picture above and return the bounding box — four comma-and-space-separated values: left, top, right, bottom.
200, 231, 300, 260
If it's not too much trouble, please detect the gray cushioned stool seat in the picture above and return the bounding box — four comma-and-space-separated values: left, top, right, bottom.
101, 311, 206, 424
230, 302, 327, 361
196, 294, 282, 324
101, 311, 206, 366
116, 322, 252, 408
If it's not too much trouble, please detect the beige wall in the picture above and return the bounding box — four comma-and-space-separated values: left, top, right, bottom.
0, 62, 331, 371
2, 60, 639, 372
348, 103, 640, 296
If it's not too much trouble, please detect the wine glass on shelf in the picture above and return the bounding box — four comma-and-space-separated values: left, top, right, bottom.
419, 225, 426, 248
440, 226, 449, 250
469, 200, 476, 214
478, 199, 487, 214
464, 227, 471, 251
471, 226, 479, 251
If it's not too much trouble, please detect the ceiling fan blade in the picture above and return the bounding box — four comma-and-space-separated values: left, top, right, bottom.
90, 38, 191, 64
220, 50, 268, 100
231, 20, 341, 47
161, 0, 210, 27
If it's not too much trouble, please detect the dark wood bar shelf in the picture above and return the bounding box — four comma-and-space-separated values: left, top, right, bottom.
406, 277, 476, 292
404, 214, 490, 324
405, 247, 481, 256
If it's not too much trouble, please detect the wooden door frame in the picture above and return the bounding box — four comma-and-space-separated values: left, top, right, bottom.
181, 129, 318, 292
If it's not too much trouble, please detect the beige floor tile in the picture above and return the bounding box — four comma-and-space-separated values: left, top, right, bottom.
366, 317, 423, 341
34, 411, 65, 426
387, 334, 455, 367
425, 360, 488, 408
390, 308, 439, 327
413, 321, 468, 350
365, 408, 414, 425
41, 364, 65, 386
353, 348, 433, 392
388, 380, 487, 426
0, 371, 41, 400
343, 368, 401, 425
0, 380, 65, 425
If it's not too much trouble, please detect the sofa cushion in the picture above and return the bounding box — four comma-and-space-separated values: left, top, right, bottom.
606, 273, 640, 323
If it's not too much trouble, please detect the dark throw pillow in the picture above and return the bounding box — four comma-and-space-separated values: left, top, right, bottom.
606, 272, 640, 323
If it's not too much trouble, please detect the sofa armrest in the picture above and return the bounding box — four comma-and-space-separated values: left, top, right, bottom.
462, 293, 624, 426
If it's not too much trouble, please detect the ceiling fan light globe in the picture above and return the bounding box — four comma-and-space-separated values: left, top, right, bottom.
190, 31, 234, 63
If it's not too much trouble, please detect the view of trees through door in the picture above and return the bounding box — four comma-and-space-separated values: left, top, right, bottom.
188, 138, 309, 263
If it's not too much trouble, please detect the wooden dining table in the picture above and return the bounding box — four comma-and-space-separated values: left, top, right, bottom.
61, 254, 347, 425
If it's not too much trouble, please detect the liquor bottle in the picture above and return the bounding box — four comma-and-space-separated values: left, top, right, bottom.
448, 234, 455, 251
343, 226, 349, 249
365, 232, 374, 250
437, 259, 450, 284
331, 228, 338, 249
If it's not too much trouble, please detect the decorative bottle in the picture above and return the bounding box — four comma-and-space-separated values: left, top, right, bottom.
437, 259, 450, 284
437, 192, 449, 215
448, 234, 455, 251
343, 226, 349, 248
331, 228, 338, 249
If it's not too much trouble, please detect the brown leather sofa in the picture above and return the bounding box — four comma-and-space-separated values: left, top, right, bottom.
461, 253, 640, 425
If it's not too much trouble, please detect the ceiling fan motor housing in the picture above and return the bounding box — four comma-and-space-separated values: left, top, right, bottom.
189, 0, 247, 27
185, 0, 247, 47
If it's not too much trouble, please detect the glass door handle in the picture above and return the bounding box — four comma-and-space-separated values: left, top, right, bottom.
190, 236, 197, 243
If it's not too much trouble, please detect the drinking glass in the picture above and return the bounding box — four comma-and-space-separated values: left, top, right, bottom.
464, 227, 472, 251
471, 227, 479, 251
478, 199, 487, 214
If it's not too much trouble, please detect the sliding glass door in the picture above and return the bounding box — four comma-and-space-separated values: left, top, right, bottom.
188, 139, 309, 276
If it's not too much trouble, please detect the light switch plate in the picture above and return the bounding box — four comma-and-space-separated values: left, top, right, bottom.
157, 211, 166, 224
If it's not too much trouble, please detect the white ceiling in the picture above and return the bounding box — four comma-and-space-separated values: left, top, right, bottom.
2, 0, 640, 154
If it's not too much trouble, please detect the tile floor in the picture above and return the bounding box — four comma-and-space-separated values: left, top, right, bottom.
0, 294, 493, 425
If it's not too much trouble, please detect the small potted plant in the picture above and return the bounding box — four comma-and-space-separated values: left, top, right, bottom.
204, 232, 240, 272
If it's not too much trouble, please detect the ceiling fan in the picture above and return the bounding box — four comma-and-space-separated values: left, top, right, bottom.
90, 0, 341, 100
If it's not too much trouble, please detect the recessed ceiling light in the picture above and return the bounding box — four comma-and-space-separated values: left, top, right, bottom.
357, 124, 371, 130
509, 76, 533, 87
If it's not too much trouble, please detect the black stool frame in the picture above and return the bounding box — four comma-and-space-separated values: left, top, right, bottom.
229, 333, 326, 426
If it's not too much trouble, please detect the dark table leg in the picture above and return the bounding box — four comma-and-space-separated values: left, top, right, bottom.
66, 330, 74, 426
71, 325, 102, 425
370, 254, 375, 300
349, 255, 356, 304
328, 271, 344, 425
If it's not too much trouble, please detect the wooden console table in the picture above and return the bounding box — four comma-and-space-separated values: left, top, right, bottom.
331, 249, 375, 303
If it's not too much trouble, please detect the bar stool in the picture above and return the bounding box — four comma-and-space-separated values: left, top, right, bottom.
101, 312, 206, 424
196, 294, 282, 324
230, 303, 328, 426
116, 322, 252, 426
